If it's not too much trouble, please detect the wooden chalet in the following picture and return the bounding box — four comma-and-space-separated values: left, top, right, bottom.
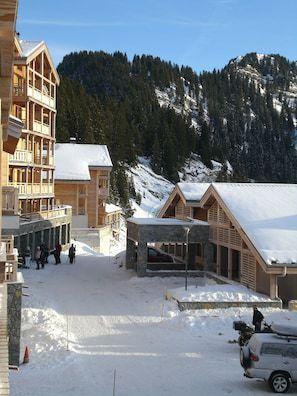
159, 182, 297, 302
54, 143, 121, 235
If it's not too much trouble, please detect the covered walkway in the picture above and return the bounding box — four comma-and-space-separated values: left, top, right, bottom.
126, 218, 211, 276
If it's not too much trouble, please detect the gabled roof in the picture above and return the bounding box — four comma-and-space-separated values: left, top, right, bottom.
19, 39, 43, 57
158, 182, 210, 217
16, 38, 60, 84
200, 183, 297, 267
177, 182, 210, 202
55, 143, 113, 181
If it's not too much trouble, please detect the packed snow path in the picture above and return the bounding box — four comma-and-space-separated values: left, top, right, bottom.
11, 243, 297, 395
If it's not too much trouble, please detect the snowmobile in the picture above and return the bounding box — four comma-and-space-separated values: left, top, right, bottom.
233, 320, 273, 346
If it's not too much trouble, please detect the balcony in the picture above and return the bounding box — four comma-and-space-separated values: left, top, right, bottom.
20, 205, 72, 223
8, 182, 54, 198
28, 85, 55, 109
13, 83, 26, 99
98, 187, 109, 197
33, 120, 51, 136
2, 186, 19, 215
9, 149, 33, 165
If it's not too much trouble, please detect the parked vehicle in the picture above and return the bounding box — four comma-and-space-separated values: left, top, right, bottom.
240, 325, 297, 393
233, 320, 273, 346
147, 247, 174, 263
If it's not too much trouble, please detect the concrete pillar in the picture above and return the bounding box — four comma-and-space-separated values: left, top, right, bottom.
40, 229, 44, 245
126, 238, 136, 270
204, 242, 213, 272
137, 242, 147, 277
32, 232, 36, 256
52, 227, 56, 248
270, 275, 278, 299
59, 225, 62, 244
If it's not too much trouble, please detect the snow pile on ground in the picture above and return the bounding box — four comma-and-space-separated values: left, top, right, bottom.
127, 157, 174, 217
167, 284, 274, 303
11, 240, 297, 396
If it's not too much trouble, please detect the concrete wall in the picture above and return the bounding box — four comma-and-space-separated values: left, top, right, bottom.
7, 273, 23, 366
72, 226, 111, 255
72, 215, 88, 228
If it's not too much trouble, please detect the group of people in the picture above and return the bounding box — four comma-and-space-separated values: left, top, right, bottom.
22, 242, 76, 269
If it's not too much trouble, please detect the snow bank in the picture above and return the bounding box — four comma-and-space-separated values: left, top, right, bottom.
167, 284, 274, 303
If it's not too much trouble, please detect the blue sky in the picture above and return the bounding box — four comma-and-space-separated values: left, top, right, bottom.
17, 0, 297, 72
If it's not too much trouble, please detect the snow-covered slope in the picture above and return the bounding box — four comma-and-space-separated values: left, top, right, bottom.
127, 157, 174, 217
127, 156, 232, 217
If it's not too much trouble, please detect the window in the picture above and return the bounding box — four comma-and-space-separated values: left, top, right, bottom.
260, 343, 297, 357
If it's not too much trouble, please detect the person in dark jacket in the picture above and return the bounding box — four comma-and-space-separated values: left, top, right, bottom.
252, 306, 264, 332
41, 243, 49, 264
68, 244, 76, 264
35, 246, 41, 270
55, 243, 62, 264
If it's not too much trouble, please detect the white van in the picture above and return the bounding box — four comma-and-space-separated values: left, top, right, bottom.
240, 329, 297, 393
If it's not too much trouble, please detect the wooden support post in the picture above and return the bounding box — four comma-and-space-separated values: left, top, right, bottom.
228, 248, 232, 279
216, 243, 221, 275
270, 275, 278, 299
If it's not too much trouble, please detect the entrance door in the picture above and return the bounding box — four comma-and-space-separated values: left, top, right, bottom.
220, 246, 228, 277
232, 250, 241, 281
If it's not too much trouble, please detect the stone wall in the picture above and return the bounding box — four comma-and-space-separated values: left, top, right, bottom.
7, 274, 23, 366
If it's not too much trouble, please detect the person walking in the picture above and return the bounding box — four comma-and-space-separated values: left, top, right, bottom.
24, 246, 31, 269
35, 246, 41, 270
252, 305, 264, 332
55, 243, 62, 264
68, 244, 76, 264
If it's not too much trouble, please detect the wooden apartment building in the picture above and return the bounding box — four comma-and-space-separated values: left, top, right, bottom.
1, 36, 72, 255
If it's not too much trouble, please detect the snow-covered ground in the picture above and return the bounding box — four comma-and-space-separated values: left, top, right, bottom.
10, 241, 297, 396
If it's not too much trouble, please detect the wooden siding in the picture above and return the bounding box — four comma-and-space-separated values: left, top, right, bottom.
208, 200, 258, 291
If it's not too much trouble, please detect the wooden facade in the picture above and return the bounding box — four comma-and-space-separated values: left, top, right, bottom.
55, 167, 120, 231
158, 183, 297, 300
0, 1, 20, 393
5, 38, 59, 217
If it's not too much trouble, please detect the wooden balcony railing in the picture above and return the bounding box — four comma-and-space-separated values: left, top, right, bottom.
9, 149, 33, 164
20, 205, 72, 223
2, 186, 19, 215
33, 120, 51, 136
13, 84, 26, 97
8, 182, 54, 197
98, 187, 109, 196
28, 85, 55, 109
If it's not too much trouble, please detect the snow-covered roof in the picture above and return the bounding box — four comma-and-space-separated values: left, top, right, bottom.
105, 203, 122, 214
55, 143, 112, 181
19, 40, 43, 57
212, 183, 297, 266
178, 182, 210, 202
128, 218, 208, 226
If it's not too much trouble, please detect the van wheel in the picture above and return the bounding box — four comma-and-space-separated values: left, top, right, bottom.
269, 373, 291, 393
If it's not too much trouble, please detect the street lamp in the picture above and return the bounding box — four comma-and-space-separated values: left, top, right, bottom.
184, 219, 195, 291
